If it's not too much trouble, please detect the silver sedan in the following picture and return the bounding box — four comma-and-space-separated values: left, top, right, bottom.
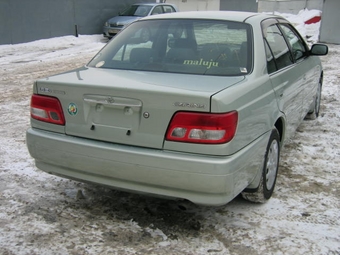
27, 11, 328, 206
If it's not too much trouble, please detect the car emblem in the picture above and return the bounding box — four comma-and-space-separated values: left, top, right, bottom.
68, 103, 78, 116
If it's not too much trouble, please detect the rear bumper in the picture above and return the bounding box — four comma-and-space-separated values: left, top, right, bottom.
26, 128, 268, 206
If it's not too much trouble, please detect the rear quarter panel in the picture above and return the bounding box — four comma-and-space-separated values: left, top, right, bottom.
211, 75, 278, 153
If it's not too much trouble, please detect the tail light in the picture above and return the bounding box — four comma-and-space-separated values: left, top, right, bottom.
30, 94, 65, 125
166, 111, 238, 144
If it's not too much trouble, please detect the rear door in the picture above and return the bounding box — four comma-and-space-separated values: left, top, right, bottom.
278, 22, 320, 117
262, 19, 305, 139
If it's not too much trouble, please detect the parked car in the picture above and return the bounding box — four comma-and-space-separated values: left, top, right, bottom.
103, 3, 177, 39
27, 11, 328, 206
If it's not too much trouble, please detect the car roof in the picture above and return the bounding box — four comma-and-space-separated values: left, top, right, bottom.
142, 11, 281, 23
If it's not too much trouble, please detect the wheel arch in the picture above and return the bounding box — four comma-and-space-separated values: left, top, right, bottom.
244, 116, 285, 191
274, 116, 285, 146
242, 128, 280, 201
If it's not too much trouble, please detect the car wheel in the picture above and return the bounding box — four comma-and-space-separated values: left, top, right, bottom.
242, 128, 280, 203
306, 80, 322, 120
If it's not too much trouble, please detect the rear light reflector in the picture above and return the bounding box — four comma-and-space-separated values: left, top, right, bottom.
166, 111, 238, 144
30, 94, 65, 125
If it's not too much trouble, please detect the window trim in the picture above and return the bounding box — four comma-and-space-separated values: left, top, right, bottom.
261, 18, 300, 74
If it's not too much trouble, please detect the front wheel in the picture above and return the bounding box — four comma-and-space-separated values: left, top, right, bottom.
242, 128, 280, 203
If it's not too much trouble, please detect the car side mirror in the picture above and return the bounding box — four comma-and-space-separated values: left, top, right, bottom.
310, 44, 328, 56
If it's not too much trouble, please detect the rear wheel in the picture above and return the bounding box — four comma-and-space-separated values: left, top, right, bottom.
242, 128, 280, 203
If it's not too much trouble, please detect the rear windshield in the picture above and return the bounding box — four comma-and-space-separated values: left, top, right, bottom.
89, 19, 253, 76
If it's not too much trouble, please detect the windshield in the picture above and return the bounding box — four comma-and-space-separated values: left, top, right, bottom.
120, 5, 152, 17
89, 19, 253, 76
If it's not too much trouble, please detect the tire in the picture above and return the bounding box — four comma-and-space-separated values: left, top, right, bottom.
242, 128, 280, 203
306, 80, 322, 120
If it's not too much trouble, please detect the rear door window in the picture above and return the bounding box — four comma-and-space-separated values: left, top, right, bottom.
264, 24, 294, 72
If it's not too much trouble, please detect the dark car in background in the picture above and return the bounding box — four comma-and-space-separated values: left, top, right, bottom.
103, 3, 178, 39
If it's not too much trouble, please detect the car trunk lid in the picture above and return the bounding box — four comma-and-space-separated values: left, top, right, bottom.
35, 67, 244, 149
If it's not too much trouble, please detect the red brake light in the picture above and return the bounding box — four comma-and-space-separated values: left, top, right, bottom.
30, 94, 65, 125
166, 111, 238, 144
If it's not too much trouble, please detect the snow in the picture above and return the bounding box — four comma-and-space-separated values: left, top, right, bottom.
0, 10, 339, 255
271, 9, 322, 42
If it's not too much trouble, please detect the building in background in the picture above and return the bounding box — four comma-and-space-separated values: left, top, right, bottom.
166, 0, 322, 13
257, 0, 322, 14
164, 0, 220, 11
165, 0, 257, 12
1, 0, 338, 45
0, 0, 154, 45
257, 0, 339, 44
165, 0, 339, 44
319, 0, 340, 44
